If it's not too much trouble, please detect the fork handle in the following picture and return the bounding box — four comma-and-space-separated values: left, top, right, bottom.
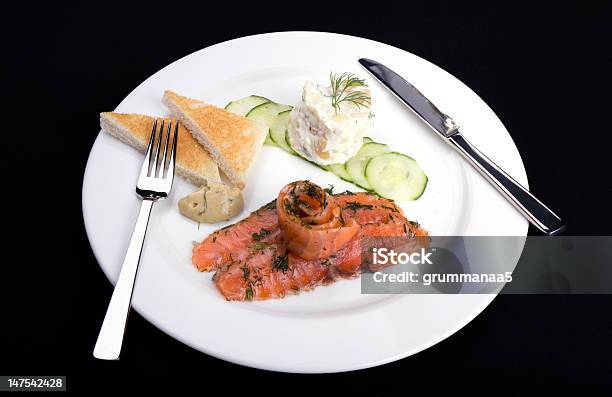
93, 199, 154, 360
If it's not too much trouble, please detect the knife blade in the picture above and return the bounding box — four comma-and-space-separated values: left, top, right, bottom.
359, 58, 565, 235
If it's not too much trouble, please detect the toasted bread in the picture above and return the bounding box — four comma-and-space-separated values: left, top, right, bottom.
100, 112, 221, 186
162, 90, 268, 189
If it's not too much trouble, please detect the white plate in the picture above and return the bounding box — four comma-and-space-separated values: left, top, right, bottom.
83, 32, 528, 373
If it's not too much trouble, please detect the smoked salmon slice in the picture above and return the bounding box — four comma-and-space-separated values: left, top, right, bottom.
213, 244, 329, 301
335, 191, 428, 238
192, 201, 280, 271
191, 182, 429, 301
276, 181, 360, 260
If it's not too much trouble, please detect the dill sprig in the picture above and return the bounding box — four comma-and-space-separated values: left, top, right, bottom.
329, 72, 371, 113
344, 201, 374, 211
252, 228, 271, 241
272, 253, 289, 272
250, 242, 270, 251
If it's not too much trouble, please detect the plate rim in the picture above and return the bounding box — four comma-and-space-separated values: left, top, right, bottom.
82, 31, 529, 373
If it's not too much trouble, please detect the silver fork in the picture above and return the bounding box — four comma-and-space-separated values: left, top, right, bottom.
93, 119, 179, 360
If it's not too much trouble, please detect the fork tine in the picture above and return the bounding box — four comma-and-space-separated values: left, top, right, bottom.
150, 120, 164, 176
165, 121, 179, 181
139, 119, 158, 181
157, 121, 172, 178
151, 120, 165, 176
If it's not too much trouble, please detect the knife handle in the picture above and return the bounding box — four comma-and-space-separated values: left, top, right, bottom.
448, 133, 565, 235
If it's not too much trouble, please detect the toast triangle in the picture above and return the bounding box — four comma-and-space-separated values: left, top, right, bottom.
100, 112, 221, 186
162, 90, 268, 189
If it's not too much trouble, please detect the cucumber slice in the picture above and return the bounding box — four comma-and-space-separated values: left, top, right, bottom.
269, 110, 294, 154
246, 102, 293, 146
329, 163, 352, 182
285, 130, 300, 154
225, 95, 270, 116
346, 143, 389, 190
245, 101, 292, 122
366, 152, 428, 201
328, 137, 373, 176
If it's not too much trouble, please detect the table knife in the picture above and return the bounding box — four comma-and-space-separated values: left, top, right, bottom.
359, 58, 565, 235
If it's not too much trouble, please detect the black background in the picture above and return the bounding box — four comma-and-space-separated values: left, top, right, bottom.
4, 1, 612, 393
